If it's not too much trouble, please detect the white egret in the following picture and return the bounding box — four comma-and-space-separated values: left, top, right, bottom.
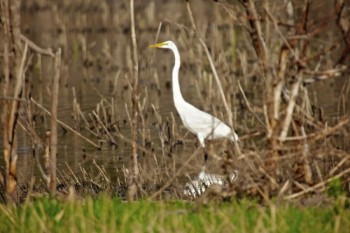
149, 40, 239, 149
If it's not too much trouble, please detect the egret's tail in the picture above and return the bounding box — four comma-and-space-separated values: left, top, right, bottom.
230, 131, 239, 142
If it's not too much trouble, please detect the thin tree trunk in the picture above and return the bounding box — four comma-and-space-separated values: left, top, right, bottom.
0, 0, 22, 203
127, 0, 139, 201
49, 48, 61, 194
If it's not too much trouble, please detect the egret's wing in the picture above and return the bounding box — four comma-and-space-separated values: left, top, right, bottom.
179, 103, 230, 138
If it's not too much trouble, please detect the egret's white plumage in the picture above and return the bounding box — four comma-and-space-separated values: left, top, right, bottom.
149, 40, 239, 147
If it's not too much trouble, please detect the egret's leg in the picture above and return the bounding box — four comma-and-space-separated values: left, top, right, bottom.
198, 135, 207, 171
203, 148, 209, 170
204, 150, 209, 162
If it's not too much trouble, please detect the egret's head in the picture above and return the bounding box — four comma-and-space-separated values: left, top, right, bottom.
149, 40, 175, 50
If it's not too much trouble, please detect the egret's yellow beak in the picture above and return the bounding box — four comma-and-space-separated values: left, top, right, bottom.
149, 41, 167, 48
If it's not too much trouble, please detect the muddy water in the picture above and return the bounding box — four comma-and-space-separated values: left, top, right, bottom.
2, 1, 349, 186
11, 1, 219, 184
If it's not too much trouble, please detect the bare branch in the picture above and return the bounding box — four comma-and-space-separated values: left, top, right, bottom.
48, 48, 61, 194
128, 0, 140, 201
279, 71, 303, 141
20, 34, 55, 58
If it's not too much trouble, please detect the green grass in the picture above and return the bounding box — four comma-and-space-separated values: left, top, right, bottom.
0, 195, 349, 233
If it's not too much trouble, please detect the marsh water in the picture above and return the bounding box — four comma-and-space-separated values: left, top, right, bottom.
1, 1, 349, 188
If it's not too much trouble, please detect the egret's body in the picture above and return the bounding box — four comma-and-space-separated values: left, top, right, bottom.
150, 41, 239, 147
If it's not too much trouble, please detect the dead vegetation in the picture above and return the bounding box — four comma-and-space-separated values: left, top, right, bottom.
0, 0, 349, 203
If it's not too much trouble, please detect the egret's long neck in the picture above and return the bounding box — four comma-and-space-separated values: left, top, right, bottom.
171, 47, 185, 109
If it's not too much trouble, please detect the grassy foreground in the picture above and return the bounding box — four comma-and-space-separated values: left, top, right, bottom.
0, 195, 349, 233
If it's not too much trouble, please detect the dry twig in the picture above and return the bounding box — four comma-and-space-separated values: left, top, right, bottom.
48, 48, 61, 194
128, 0, 140, 201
